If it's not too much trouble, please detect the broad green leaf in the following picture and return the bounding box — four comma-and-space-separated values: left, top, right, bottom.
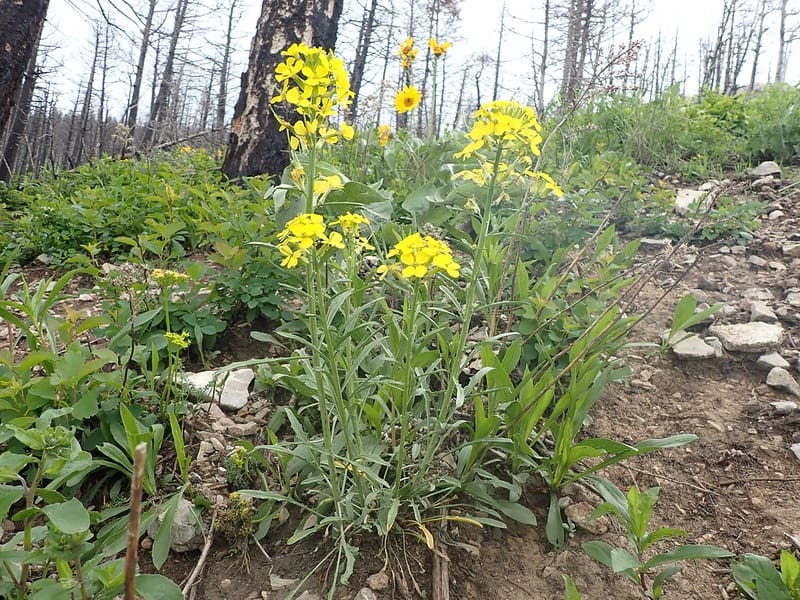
546, 493, 565, 548
644, 544, 734, 570
135, 574, 184, 600
610, 547, 642, 573
0, 484, 24, 521
41, 498, 90, 534
780, 550, 799, 590
151, 493, 183, 570
563, 574, 581, 600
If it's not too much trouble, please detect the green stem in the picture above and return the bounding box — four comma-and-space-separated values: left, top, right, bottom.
304, 135, 318, 213
413, 144, 504, 483
19, 457, 47, 594
394, 283, 419, 493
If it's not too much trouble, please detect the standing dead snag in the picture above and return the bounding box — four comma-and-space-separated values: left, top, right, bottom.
222, 0, 345, 180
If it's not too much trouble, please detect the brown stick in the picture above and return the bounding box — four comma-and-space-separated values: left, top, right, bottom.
181, 505, 218, 597
124, 442, 147, 600
431, 525, 450, 600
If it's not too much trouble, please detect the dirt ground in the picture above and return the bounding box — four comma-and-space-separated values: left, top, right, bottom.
185, 176, 800, 600
4, 176, 799, 600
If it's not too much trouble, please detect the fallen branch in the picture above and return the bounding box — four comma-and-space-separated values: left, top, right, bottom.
182, 504, 219, 598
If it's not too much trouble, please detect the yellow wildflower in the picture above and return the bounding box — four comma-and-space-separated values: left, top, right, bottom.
399, 37, 419, 69
428, 38, 452, 57
340, 122, 355, 141
395, 86, 422, 114
331, 212, 374, 251
312, 175, 344, 198
165, 331, 191, 350
290, 165, 305, 187
377, 124, 392, 146
151, 268, 190, 287
378, 233, 460, 280
276, 213, 344, 268
455, 99, 543, 159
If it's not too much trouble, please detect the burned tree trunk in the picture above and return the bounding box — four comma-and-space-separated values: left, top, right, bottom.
0, 0, 49, 139
222, 0, 345, 180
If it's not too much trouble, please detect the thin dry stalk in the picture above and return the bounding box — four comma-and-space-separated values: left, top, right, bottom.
124, 442, 147, 600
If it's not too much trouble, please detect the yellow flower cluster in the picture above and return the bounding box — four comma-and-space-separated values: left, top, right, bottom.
277, 212, 374, 269
312, 175, 344, 198
428, 38, 452, 57
165, 331, 191, 350
151, 268, 190, 287
331, 212, 374, 251
378, 233, 460, 280
377, 124, 393, 147
452, 159, 563, 196
455, 100, 543, 160
271, 43, 355, 150
395, 86, 422, 114
399, 37, 419, 69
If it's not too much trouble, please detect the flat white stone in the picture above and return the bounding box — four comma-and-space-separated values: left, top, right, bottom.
182, 368, 255, 411
757, 352, 790, 370
671, 333, 716, 359
766, 367, 800, 397
674, 189, 709, 216
770, 401, 798, 415
750, 301, 777, 323
708, 322, 784, 353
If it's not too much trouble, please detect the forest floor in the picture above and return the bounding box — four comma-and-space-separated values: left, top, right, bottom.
5, 173, 800, 600
169, 173, 800, 600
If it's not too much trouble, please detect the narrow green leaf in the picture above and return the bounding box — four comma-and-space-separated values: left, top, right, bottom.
644, 544, 734, 570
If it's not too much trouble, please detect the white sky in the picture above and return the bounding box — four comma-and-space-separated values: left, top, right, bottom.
43, 0, 797, 119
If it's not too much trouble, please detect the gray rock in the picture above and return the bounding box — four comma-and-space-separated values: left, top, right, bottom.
297, 592, 322, 600
35, 253, 52, 265
147, 497, 203, 553
766, 367, 800, 397
769, 261, 787, 271
742, 288, 774, 301
353, 589, 378, 600
670, 332, 716, 359
768, 210, 785, 220
749, 160, 781, 177
564, 501, 609, 535
771, 401, 798, 415
366, 571, 390, 591
639, 238, 672, 250
750, 301, 777, 323
751, 175, 775, 187
182, 368, 255, 411
227, 421, 260, 437
705, 337, 724, 358
675, 189, 710, 216
787, 292, 800, 308
270, 574, 299, 591
748, 255, 768, 268
757, 352, 791, 370
791, 443, 800, 462
783, 243, 800, 258
708, 322, 784, 353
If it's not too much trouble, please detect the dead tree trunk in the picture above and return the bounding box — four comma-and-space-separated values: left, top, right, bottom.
0, 0, 50, 138
215, 0, 240, 143
143, 0, 189, 147
0, 19, 43, 181
347, 0, 378, 123
222, 0, 345, 180
72, 27, 100, 165
124, 0, 157, 142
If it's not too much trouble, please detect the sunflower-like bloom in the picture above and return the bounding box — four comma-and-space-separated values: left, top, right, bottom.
399, 37, 419, 69
395, 86, 422, 114
455, 100, 543, 160
378, 233, 460, 280
271, 43, 354, 150
428, 38, 452, 57
151, 268, 190, 287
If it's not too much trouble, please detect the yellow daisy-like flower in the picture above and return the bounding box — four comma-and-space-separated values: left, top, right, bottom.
428, 38, 452, 57
378, 233, 460, 280
165, 331, 191, 350
151, 268, 190, 287
395, 86, 422, 114
377, 124, 392, 147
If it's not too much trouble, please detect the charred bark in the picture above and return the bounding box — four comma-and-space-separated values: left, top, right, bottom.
222, 0, 344, 180
0, 0, 49, 138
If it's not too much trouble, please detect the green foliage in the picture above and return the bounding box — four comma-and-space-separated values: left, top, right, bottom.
732, 551, 800, 600
582, 478, 733, 599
